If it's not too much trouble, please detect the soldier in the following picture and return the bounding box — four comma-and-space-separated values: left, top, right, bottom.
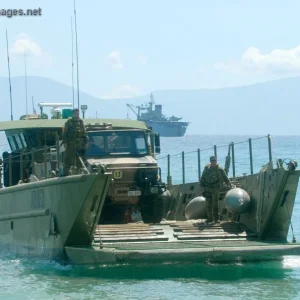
200, 156, 231, 224
62, 108, 88, 176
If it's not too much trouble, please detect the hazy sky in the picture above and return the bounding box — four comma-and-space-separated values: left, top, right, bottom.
1, 0, 300, 99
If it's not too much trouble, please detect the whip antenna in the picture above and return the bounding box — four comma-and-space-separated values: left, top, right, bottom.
71, 16, 75, 108
6, 30, 13, 120
24, 51, 28, 116
74, 0, 80, 109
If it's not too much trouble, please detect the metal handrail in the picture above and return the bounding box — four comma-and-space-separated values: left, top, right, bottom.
158, 134, 272, 186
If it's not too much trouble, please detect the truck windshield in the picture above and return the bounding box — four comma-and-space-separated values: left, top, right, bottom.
87, 130, 149, 156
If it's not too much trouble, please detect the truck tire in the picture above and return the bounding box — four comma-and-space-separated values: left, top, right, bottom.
140, 195, 163, 224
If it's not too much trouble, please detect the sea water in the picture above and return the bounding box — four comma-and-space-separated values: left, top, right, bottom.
0, 134, 300, 300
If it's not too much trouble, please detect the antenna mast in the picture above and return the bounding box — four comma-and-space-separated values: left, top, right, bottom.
150, 92, 155, 104
71, 16, 75, 108
32, 96, 36, 114
6, 30, 13, 121
73, 0, 80, 109
24, 51, 28, 116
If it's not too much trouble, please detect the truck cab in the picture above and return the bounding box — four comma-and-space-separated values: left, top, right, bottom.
84, 122, 165, 224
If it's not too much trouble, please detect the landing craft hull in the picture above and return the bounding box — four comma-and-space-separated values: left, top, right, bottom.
0, 172, 111, 261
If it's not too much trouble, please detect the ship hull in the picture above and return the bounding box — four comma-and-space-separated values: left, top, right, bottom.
0, 172, 111, 261
146, 120, 189, 137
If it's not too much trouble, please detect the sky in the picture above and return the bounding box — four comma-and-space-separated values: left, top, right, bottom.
1, 0, 300, 99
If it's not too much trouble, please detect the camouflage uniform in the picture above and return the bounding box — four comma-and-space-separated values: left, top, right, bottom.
200, 162, 231, 222
62, 117, 88, 175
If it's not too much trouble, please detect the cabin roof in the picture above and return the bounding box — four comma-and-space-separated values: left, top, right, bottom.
0, 118, 148, 132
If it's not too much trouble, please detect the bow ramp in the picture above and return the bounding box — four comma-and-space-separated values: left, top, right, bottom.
64, 220, 300, 265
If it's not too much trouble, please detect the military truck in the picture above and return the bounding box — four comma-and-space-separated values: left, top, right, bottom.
84, 121, 166, 224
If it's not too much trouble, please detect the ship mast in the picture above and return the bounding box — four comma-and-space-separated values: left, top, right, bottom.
150, 92, 155, 111
150, 92, 155, 104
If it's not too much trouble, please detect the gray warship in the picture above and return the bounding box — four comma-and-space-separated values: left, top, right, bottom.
127, 93, 190, 137
0, 103, 300, 265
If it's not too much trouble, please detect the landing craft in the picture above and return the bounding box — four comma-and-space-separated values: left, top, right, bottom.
0, 104, 300, 265
0, 103, 164, 263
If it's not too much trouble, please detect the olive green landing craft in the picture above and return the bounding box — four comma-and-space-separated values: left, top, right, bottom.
1, 105, 300, 265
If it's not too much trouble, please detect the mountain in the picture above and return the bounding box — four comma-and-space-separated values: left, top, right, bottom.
0, 76, 300, 135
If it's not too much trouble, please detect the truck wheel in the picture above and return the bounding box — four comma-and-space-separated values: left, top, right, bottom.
140, 195, 163, 224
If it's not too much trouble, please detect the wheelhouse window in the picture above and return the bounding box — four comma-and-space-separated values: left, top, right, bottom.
14, 134, 23, 149
20, 133, 27, 148
7, 136, 17, 151
87, 130, 149, 156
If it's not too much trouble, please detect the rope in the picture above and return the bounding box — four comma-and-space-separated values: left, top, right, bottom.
224, 144, 231, 175
256, 170, 265, 233
285, 201, 297, 243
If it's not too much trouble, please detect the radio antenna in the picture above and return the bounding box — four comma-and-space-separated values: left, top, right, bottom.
32, 96, 36, 114
6, 30, 13, 121
73, 0, 80, 109
71, 16, 75, 108
24, 50, 28, 116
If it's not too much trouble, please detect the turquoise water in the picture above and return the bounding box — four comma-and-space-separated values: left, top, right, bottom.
1, 134, 300, 299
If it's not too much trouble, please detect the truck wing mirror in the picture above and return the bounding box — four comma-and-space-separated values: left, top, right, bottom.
154, 133, 160, 154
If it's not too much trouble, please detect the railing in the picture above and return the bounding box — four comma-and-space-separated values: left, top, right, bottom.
0, 134, 275, 188
157, 134, 273, 186
0, 140, 61, 188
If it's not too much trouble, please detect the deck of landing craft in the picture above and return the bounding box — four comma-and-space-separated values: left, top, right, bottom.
64, 221, 300, 264
93, 220, 258, 248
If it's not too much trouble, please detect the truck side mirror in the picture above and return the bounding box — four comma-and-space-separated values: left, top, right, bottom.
154, 133, 160, 154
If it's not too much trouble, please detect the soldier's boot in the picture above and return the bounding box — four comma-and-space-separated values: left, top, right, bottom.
214, 217, 220, 224
212, 191, 220, 223
213, 212, 220, 223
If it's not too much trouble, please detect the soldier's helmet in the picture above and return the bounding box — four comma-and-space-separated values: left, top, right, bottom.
210, 156, 216, 162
